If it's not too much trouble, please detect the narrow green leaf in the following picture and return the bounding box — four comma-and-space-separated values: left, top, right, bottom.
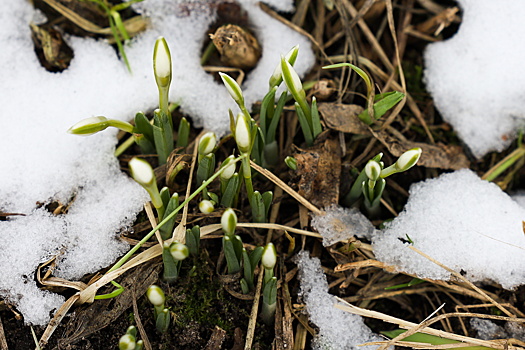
176, 117, 190, 149
223, 236, 241, 274
294, 102, 314, 146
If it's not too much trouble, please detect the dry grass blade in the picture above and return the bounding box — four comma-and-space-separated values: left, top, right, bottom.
334, 297, 525, 350
408, 246, 515, 318
38, 294, 80, 348
199, 223, 322, 239
250, 161, 321, 215
258, 2, 331, 62
132, 288, 152, 350
0, 314, 7, 350
42, 0, 145, 36
244, 258, 265, 350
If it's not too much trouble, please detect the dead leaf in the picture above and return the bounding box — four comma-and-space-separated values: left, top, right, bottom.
293, 131, 341, 208
30, 22, 73, 71
318, 102, 369, 134
371, 129, 470, 170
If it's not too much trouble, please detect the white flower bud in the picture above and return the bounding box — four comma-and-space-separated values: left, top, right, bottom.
281, 56, 304, 99
365, 160, 381, 181
221, 208, 237, 235
129, 158, 163, 209
146, 285, 165, 307
129, 157, 154, 187
219, 72, 244, 105
170, 242, 189, 261
395, 148, 422, 172
67, 116, 109, 135
261, 242, 277, 270
119, 334, 136, 350
198, 132, 217, 156
153, 37, 172, 89
269, 45, 299, 88
198, 200, 215, 214
235, 114, 251, 154
220, 155, 236, 180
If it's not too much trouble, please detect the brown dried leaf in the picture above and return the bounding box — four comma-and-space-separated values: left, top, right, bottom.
318, 102, 369, 134
293, 131, 341, 208
30, 22, 73, 71
371, 130, 470, 170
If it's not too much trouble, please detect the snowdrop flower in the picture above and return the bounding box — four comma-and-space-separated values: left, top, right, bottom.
67, 116, 134, 135
118, 334, 136, 350
281, 55, 305, 100
365, 159, 382, 181
395, 147, 422, 171
170, 242, 189, 261
235, 113, 251, 154
220, 155, 237, 180
128, 158, 163, 210
261, 242, 277, 270
153, 37, 172, 89
198, 199, 215, 214
219, 72, 244, 106
221, 208, 237, 236
198, 132, 217, 156
146, 285, 165, 307
269, 45, 299, 89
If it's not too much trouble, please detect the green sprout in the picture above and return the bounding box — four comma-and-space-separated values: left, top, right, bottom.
68, 37, 185, 164
323, 62, 405, 125
281, 56, 322, 146
344, 148, 422, 214
146, 285, 170, 333
87, 0, 144, 73
261, 242, 277, 324
241, 246, 263, 293
221, 208, 243, 274
119, 326, 143, 350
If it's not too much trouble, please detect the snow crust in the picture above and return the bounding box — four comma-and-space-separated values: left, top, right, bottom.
311, 205, 377, 246
295, 251, 381, 350
373, 169, 525, 290
0, 0, 314, 324
424, 0, 525, 158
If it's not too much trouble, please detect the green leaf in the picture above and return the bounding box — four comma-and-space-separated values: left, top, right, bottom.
358, 91, 405, 125
176, 117, 190, 149
223, 236, 241, 274
220, 173, 240, 208
260, 87, 277, 139
295, 102, 314, 146
242, 249, 254, 291
155, 309, 170, 333
310, 97, 322, 139
134, 112, 154, 143
162, 244, 180, 284
266, 91, 287, 143
185, 226, 201, 257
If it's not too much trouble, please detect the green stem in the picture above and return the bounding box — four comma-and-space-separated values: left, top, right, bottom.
107, 119, 134, 133
114, 135, 136, 157
108, 154, 246, 273
242, 155, 254, 204
158, 87, 171, 129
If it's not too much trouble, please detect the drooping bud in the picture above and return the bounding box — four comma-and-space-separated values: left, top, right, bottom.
67, 116, 109, 135
198, 199, 215, 214
221, 208, 237, 236
170, 242, 189, 261
129, 158, 163, 209
395, 147, 422, 172
220, 155, 237, 180
198, 132, 217, 156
